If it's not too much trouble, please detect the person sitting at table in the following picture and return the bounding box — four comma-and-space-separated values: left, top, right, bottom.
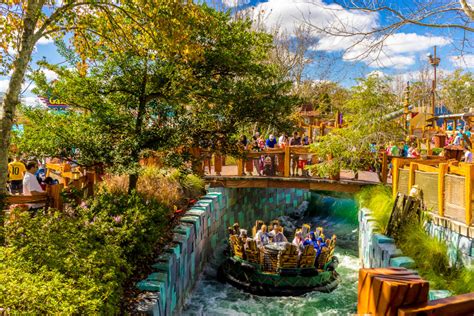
239, 229, 248, 246
232, 223, 241, 236
252, 220, 264, 238
255, 224, 269, 248
274, 226, 288, 243
303, 233, 314, 247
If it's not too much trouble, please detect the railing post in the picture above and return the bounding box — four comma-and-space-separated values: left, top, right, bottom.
464, 164, 474, 226
381, 151, 388, 184
392, 158, 400, 199
426, 138, 432, 155
408, 162, 418, 192
284, 145, 290, 177
237, 158, 244, 176
214, 154, 222, 176
438, 163, 448, 217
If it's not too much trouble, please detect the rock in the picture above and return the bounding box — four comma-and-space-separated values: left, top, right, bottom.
277, 215, 297, 235
289, 201, 309, 219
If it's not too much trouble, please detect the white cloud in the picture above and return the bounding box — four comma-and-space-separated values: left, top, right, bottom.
222, 0, 249, 8
41, 69, 58, 82
37, 36, 54, 45
0, 79, 8, 92
249, 0, 451, 69
21, 96, 40, 107
450, 54, 474, 68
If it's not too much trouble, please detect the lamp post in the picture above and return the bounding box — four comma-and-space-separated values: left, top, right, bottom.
427, 46, 441, 117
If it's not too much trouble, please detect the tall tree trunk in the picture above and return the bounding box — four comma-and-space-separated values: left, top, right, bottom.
0, 1, 44, 194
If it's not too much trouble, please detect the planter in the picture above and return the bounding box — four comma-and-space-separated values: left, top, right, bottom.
433, 134, 446, 148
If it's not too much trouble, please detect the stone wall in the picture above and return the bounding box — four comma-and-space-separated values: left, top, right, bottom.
426, 213, 474, 266
135, 187, 310, 315
359, 207, 415, 269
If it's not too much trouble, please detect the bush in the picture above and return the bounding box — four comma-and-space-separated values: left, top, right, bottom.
356, 185, 393, 233
0, 189, 173, 314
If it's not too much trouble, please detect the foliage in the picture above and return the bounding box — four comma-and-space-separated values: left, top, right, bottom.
358, 185, 474, 294
310, 75, 402, 178
440, 69, 474, 113
0, 190, 173, 314
20, 4, 298, 192
356, 185, 394, 233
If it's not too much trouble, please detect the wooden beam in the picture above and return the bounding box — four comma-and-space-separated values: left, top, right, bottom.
464, 164, 474, 226
408, 162, 418, 191
392, 158, 400, 199
284, 145, 290, 177
438, 163, 448, 217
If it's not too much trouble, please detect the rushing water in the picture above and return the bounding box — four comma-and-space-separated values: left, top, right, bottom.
183, 192, 359, 316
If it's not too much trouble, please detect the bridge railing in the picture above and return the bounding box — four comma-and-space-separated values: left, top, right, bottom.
198, 146, 389, 184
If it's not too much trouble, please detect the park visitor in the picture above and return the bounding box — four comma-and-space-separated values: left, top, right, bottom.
464, 148, 473, 163
266, 134, 277, 148
23, 161, 47, 210
8, 155, 26, 194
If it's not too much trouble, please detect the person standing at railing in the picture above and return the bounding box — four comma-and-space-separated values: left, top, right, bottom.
8, 155, 26, 194
251, 133, 263, 176
278, 133, 288, 148
289, 131, 302, 176
464, 148, 473, 163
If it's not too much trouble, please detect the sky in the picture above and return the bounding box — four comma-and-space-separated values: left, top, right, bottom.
1, 0, 473, 105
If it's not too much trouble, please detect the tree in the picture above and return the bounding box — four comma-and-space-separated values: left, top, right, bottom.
306, 0, 473, 63
440, 69, 474, 113
18, 4, 298, 192
0, 0, 139, 194
309, 74, 402, 179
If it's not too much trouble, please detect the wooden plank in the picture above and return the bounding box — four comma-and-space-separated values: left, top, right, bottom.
398, 292, 474, 316
465, 164, 474, 226
417, 164, 439, 173
289, 146, 311, 155
284, 145, 290, 177
6, 195, 47, 204
408, 162, 418, 192
450, 165, 465, 176
438, 163, 448, 217
392, 158, 400, 199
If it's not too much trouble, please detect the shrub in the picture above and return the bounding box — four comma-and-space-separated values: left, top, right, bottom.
1, 189, 173, 314
356, 185, 393, 233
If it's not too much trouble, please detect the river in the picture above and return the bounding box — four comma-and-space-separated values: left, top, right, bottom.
183, 192, 359, 316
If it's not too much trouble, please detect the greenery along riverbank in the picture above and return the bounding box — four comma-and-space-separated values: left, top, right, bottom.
0, 168, 204, 314
356, 186, 474, 295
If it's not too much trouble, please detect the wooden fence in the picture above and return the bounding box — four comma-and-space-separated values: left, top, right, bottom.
5, 163, 97, 211
392, 158, 474, 226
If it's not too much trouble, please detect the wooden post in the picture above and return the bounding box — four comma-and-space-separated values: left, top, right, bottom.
392, 158, 400, 198
408, 162, 418, 191
284, 145, 291, 177
426, 138, 432, 155
214, 154, 222, 176
309, 126, 313, 142
86, 171, 95, 197
237, 158, 244, 176
47, 183, 63, 210
464, 164, 474, 226
381, 151, 388, 184
438, 163, 448, 217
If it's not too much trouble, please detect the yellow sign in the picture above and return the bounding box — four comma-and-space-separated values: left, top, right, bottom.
48, 98, 64, 105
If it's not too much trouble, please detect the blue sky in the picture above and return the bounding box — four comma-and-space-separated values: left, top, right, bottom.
1, 0, 473, 104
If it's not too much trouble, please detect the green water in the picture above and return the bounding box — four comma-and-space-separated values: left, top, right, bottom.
183, 192, 359, 315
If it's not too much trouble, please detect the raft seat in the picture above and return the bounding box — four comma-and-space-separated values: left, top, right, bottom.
299, 245, 317, 268
245, 240, 260, 264
229, 235, 245, 259
316, 247, 331, 269
277, 244, 298, 269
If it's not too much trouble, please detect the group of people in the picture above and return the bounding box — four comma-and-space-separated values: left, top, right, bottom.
229, 220, 336, 261
238, 131, 312, 177
6, 155, 59, 210
386, 141, 420, 159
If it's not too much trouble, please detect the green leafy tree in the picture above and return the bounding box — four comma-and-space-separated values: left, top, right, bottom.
309, 74, 402, 179
440, 69, 474, 113
18, 4, 298, 192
